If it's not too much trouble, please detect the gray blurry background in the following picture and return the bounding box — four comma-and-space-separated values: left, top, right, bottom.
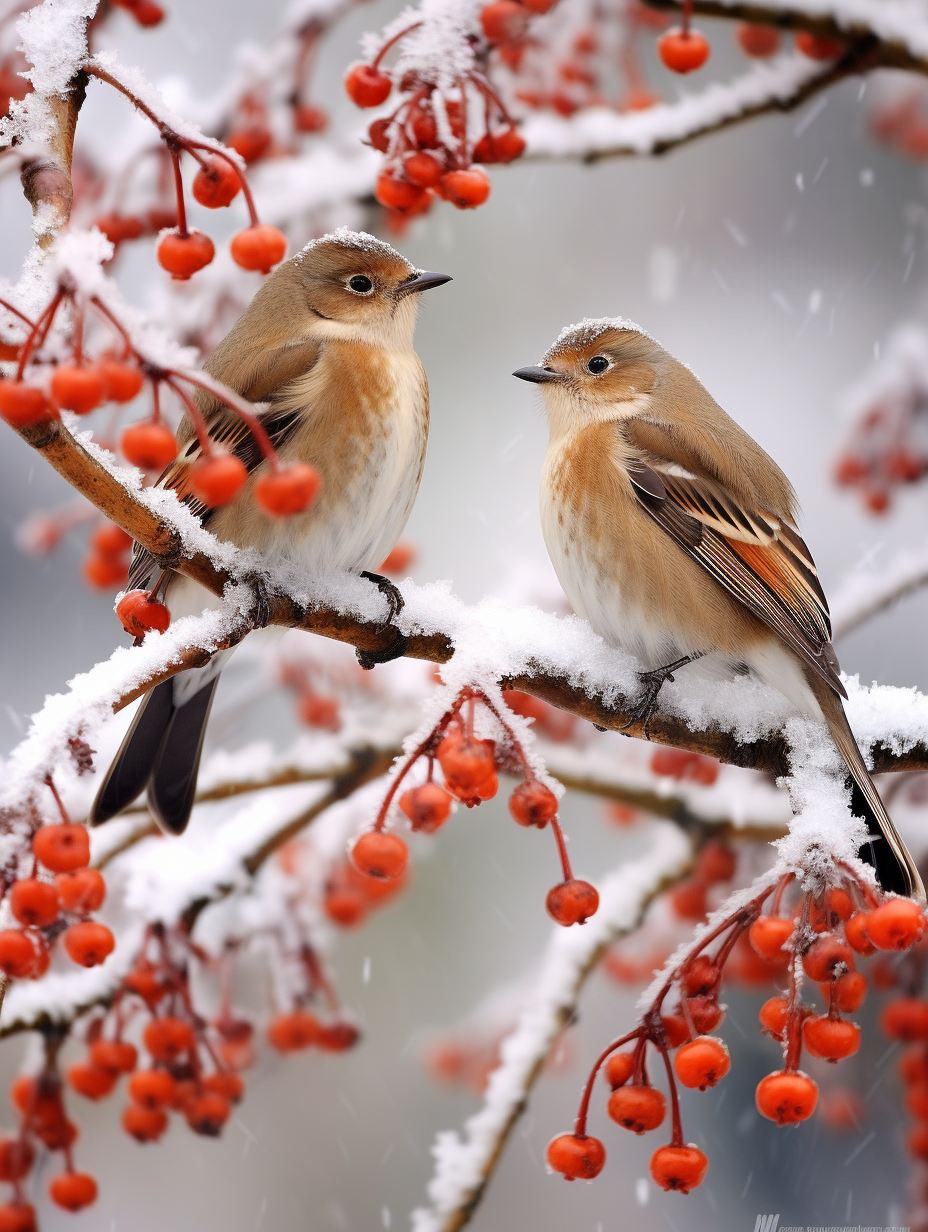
1, 0, 926, 1228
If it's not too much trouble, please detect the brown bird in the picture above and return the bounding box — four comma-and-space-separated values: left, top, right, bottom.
514, 318, 925, 904
91, 229, 450, 835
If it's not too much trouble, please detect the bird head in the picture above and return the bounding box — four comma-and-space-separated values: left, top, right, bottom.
278, 228, 450, 348
513, 318, 660, 437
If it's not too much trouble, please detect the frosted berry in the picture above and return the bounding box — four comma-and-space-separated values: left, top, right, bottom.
509, 780, 558, 828
192, 156, 241, 208
55, 868, 106, 913
865, 897, 927, 951
755, 1070, 818, 1124
49, 1172, 97, 1212
399, 783, 452, 833
344, 64, 392, 108
749, 916, 793, 961
367, 118, 391, 152
649, 1144, 708, 1193
439, 168, 491, 209
546, 879, 599, 926
404, 152, 445, 188
0, 382, 55, 428
437, 732, 496, 797
9, 879, 59, 928
604, 1052, 635, 1089
63, 921, 115, 967
128, 1069, 176, 1108
826, 970, 867, 1013
474, 129, 526, 163
375, 173, 429, 211
881, 998, 928, 1041
157, 230, 215, 280
254, 463, 321, 516
681, 955, 718, 997
802, 1015, 860, 1061
230, 224, 288, 274
33, 823, 89, 872
674, 1036, 730, 1090
116, 591, 171, 637
121, 422, 177, 470
99, 359, 144, 403
688, 995, 725, 1033
607, 1084, 666, 1133
481, 1, 530, 42
845, 912, 875, 955
190, 453, 248, 506
658, 28, 710, 72
67, 1063, 117, 1101
545, 1133, 605, 1180
351, 831, 408, 881
50, 365, 106, 415
91, 1039, 137, 1074
143, 1016, 195, 1061
122, 1103, 168, 1142
267, 1009, 319, 1052
736, 22, 780, 56
802, 934, 853, 981
758, 995, 789, 1039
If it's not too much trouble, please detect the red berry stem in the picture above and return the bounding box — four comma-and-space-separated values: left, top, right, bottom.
682, 0, 692, 35
0, 296, 36, 329
549, 814, 574, 883
469, 70, 517, 129
300, 945, 340, 1014
183, 141, 259, 226
573, 1029, 642, 1135
15, 290, 64, 380
371, 21, 422, 71
165, 378, 216, 456
167, 371, 281, 467
654, 1030, 684, 1146
169, 148, 189, 237
44, 773, 72, 826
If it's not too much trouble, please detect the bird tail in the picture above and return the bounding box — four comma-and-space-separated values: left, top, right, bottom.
807, 673, 925, 904
89, 673, 220, 836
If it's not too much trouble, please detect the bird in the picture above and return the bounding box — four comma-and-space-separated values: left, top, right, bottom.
513, 317, 925, 904
90, 228, 450, 835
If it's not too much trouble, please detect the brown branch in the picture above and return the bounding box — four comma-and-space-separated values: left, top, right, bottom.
11, 414, 928, 779
19, 71, 87, 245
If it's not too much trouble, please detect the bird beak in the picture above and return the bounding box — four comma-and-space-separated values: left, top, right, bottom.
512, 366, 564, 384
396, 271, 453, 297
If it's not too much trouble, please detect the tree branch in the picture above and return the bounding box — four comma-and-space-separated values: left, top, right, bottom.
19, 70, 87, 245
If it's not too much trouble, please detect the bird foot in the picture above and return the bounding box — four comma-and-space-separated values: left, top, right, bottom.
249, 575, 273, 630
620, 656, 695, 740
356, 571, 408, 670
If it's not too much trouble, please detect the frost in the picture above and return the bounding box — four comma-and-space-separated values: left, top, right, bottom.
544, 316, 657, 360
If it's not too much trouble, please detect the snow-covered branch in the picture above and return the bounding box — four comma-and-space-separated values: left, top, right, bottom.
832, 543, 928, 641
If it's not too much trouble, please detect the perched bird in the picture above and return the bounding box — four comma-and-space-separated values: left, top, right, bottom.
514, 318, 925, 903
91, 228, 450, 835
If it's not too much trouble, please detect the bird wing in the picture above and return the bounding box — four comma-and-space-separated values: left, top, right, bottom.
127, 338, 322, 593
621, 419, 844, 696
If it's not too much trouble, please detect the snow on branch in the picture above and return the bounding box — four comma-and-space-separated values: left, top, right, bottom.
831, 542, 928, 641
410, 820, 693, 1232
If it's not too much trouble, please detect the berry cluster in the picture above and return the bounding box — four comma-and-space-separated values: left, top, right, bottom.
546, 859, 927, 1197
834, 397, 928, 515
353, 686, 598, 928
0, 287, 322, 619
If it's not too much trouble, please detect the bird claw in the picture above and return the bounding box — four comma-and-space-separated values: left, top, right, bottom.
250, 576, 272, 630
619, 657, 694, 740
356, 571, 408, 670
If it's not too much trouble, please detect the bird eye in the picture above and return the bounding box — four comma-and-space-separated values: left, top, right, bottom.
587, 356, 609, 374
348, 275, 374, 294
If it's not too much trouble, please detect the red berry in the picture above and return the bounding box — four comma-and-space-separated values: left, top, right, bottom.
795, 31, 845, 59
121, 422, 178, 470
881, 997, 928, 1041
50, 364, 106, 414
96, 213, 145, 244
826, 971, 867, 1013
0, 932, 39, 979
315, 1021, 360, 1051
604, 1053, 635, 1089
695, 839, 735, 884
90, 522, 132, 556
439, 168, 491, 210
375, 172, 430, 211
681, 955, 719, 997
124, 967, 166, 1008
33, 823, 89, 873
688, 995, 725, 1033
54, 867, 105, 914
661, 1013, 689, 1049
230, 224, 288, 274
399, 783, 453, 833
63, 920, 115, 967
546, 879, 599, 926
186, 1091, 230, 1136
294, 103, 328, 133
367, 118, 392, 151
474, 129, 526, 163
835, 454, 868, 485
157, 230, 215, 280
228, 125, 272, 164
409, 105, 438, 147
351, 831, 408, 881
658, 28, 711, 73
735, 22, 780, 56
90, 1039, 137, 1074
128, 1069, 176, 1108
481, 1, 530, 43
203, 1072, 244, 1102
545, 1133, 605, 1180
649, 1144, 708, 1193
669, 876, 708, 921
0, 382, 56, 428
802, 1015, 860, 1061
144, 1016, 196, 1062
254, 462, 321, 516
297, 693, 340, 731
116, 590, 171, 637
437, 732, 497, 797
845, 911, 876, 955
67, 1062, 117, 1101
49, 1172, 97, 1212
755, 1070, 818, 1124
127, 0, 164, 26
404, 152, 445, 188
146, 206, 178, 231
190, 453, 248, 506
267, 1009, 319, 1052
509, 779, 558, 828
344, 64, 392, 108
0, 1209, 35, 1232
607, 1084, 666, 1133
885, 449, 923, 482
866, 897, 927, 951
322, 884, 366, 928
9, 879, 59, 927
0, 1139, 33, 1182
749, 916, 794, 961
863, 486, 890, 514
99, 359, 144, 403
674, 1036, 730, 1090
83, 553, 128, 589
122, 1102, 168, 1142
802, 934, 853, 981
191, 156, 241, 208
